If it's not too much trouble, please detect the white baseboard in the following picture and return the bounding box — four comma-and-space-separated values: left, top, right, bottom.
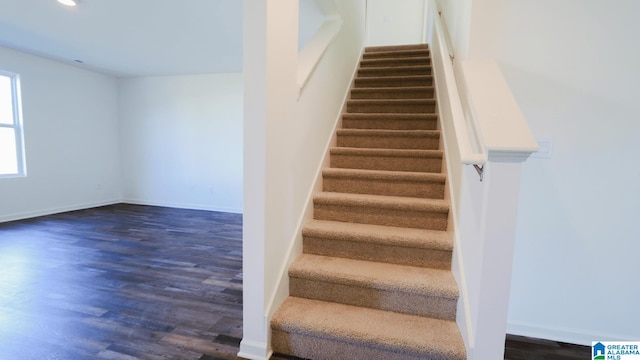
507, 321, 636, 346
0, 199, 120, 223
121, 199, 242, 214
0, 199, 242, 224
238, 339, 273, 360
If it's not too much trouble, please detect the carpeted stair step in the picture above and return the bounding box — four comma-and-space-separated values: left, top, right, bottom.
302, 219, 453, 268
336, 129, 440, 150
271, 297, 466, 360
363, 49, 429, 61
360, 56, 431, 69
272, 43, 466, 359
289, 254, 458, 319
322, 168, 445, 198
313, 192, 449, 230
357, 65, 432, 77
365, 44, 429, 53
342, 113, 438, 130
330, 147, 443, 173
347, 99, 436, 114
350, 86, 435, 100
354, 74, 433, 88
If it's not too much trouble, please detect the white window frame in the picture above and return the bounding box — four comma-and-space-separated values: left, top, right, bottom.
0, 70, 26, 178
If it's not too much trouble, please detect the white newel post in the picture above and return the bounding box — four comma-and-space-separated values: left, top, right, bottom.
459, 60, 538, 360
472, 158, 528, 360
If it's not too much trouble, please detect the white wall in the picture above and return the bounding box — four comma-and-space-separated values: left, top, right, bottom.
299, 0, 328, 50
497, 0, 640, 344
241, 0, 366, 357
366, 0, 426, 46
440, 0, 640, 345
118, 73, 243, 213
436, 0, 472, 59
270, 0, 368, 306
0, 46, 120, 222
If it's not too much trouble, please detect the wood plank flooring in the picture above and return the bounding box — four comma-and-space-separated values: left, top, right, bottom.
0, 204, 590, 359
504, 334, 589, 359
0, 204, 243, 360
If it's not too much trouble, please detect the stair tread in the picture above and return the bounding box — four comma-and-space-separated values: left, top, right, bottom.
365, 44, 429, 52
360, 56, 431, 64
322, 167, 445, 181
351, 85, 434, 92
330, 147, 443, 157
363, 49, 430, 57
354, 75, 434, 88
363, 51, 430, 58
355, 74, 432, 81
304, 219, 452, 250
342, 113, 437, 120
337, 128, 439, 137
314, 191, 449, 211
291, 254, 458, 298
348, 98, 435, 104
359, 64, 431, 72
272, 297, 465, 359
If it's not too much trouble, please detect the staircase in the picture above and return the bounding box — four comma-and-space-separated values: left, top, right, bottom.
271, 44, 466, 360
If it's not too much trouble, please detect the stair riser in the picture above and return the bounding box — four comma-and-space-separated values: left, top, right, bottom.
323, 177, 445, 198
313, 203, 448, 230
347, 102, 436, 114
360, 58, 431, 68
304, 236, 451, 269
290, 278, 457, 320
350, 88, 434, 100
336, 134, 439, 150
355, 77, 432, 88
272, 331, 430, 360
330, 154, 442, 173
357, 67, 432, 77
342, 118, 438, 131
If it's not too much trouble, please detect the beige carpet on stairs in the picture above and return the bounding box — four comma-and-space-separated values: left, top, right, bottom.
271, 43, 466, 360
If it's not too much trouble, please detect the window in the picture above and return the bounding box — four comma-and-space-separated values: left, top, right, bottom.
0, 71, 25, 177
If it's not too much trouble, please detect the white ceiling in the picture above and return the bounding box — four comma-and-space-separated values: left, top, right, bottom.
0, 0, 243, 77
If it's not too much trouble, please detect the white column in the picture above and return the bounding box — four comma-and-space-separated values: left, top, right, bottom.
471, 159, 524, 359
240, 0, 299, 359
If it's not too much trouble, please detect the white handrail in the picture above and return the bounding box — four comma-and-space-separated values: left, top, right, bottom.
430, 1, 486, 168
437, 11, 455, 64
297, 16, 343, 96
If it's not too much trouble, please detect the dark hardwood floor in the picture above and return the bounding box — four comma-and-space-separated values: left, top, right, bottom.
0, 204, 589, 359
0, 204, 243, 360
503, 334, 589, 359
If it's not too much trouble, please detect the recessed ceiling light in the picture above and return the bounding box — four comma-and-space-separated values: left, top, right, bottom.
57, 0, 78, 6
